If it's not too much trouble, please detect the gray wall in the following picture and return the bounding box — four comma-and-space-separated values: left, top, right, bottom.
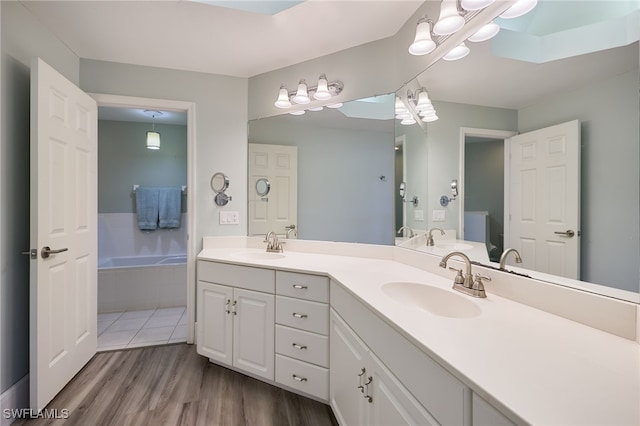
80, 59, 249, 245
98, 120, 187, 214
519, 69, 639, 292
249, 114, 395, 245
464, 139, 504, 258
1, 1, 81, 393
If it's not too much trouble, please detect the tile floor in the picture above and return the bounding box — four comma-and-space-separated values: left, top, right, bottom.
97, 306, 187, 351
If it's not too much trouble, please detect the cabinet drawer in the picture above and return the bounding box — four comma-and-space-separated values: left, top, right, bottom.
276, 354, 329, 401
276, 271, 329, 303
276, 296, 328, 335
198, 261, 274, 293
276, 325, 329, 368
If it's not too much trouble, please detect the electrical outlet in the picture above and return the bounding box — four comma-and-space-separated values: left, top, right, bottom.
414, 210, 424, 221
228, 211, 239, 225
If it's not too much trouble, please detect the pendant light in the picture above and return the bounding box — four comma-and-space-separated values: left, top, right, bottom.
500, 0, 537, 19
467, 21, 500, 42
433, 0, 465, 36
443, 43, 470, 61
145, 110, 162, 150
409, 18, 436, 56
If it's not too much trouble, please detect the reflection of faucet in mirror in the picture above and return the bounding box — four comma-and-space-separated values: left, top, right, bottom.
286, 227, 297, 239
264, 231, 283, 253
499, 248, 522, 270
426, 227, 444, 246
397, 226, 415, 238
439, 251, 488, 298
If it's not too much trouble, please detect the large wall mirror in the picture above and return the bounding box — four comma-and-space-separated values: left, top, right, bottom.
248, 1, 639, 302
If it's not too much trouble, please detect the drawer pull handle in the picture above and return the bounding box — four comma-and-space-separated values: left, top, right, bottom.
292, 284, 308, 290
292, 374, 308, 382
357, 367, 366, 392
292, 313, 308, 319
225, 299, 231, 314
364, 376, 373, 403
292, 343, 307, 350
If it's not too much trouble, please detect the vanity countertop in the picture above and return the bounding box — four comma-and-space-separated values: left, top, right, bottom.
198, 240, 640, 426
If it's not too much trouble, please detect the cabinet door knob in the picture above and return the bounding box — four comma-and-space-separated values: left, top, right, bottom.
292, 313, 308, 319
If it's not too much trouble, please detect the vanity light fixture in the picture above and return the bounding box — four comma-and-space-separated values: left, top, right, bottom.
273, 75, 344, 110
308, 106, 324, 111
443, 42, 470, 61
326, 102, 343, 109
400, 117, 417, 125
409, 17, 437, 56
289, 110, 305, 115
461, 0, 495, 11
433, 0, 465, 36
500, 0, 537, 19
144, 110, 162, 150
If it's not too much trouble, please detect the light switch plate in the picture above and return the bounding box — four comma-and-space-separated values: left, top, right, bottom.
432, 210, 446, 222
414, 210, 424, 221
219, 211, 240, 225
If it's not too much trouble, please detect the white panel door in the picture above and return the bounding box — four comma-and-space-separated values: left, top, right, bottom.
232, 288, 275, 380
248, 144, 297, 237
196, 281, 233, 367
507, 120, 580, 279
30, 58, 97, 410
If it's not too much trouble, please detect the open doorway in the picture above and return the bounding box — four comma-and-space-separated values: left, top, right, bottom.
458, 128, 517, 262
90, 94, 197, 347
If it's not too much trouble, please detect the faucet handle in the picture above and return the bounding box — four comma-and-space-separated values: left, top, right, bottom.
473, 273, 491, 290
449, 267, 465, 285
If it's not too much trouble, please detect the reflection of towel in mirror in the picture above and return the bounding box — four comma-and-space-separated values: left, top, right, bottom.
159, 187, 182, 229
136, 187, 159, 230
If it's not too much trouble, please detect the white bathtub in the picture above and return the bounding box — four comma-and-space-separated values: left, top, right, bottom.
98, 254, 187, 313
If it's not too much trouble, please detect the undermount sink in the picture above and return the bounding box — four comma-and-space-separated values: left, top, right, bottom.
381, 282, 481, 318
231, 251, 285, 260
435, 242, 474, 251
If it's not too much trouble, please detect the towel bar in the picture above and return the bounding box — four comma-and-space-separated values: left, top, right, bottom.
132, 185, 187, 195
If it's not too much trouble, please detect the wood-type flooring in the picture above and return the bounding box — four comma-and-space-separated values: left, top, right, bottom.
13, 343, 338, 426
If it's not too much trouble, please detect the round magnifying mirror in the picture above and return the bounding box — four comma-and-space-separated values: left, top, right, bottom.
399, 182, 406, 199
214, 192, 230, 207
210, 172, 229, 194
255, 178, 271, 197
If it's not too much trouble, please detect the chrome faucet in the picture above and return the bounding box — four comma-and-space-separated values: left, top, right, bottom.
499, 248, 522, 270
286, 227, 297, 239
264, 231, 283, 253
426, 227, 445, 246
439, 251, 489, 298
397, 226, 415, 238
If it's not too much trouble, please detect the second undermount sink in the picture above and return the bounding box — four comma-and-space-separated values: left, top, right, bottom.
231, 251, 285, 260
435, 242, 474, 251
381, 282, 481, 318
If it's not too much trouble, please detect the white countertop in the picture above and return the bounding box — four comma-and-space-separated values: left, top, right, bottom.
198, 241, 640, 426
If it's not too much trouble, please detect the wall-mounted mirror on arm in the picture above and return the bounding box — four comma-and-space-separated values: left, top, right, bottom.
210, 172, 231, 206
398, 1, 639, 301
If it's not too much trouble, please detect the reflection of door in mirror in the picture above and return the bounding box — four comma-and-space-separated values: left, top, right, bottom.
506, 120, 580, 279
394, 135, 406, 235
248, 144, 297, 237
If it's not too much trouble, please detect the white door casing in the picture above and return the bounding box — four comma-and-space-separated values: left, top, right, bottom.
248, 144, 297, 237
30, 58, 98, 410
507, 120, 580, 279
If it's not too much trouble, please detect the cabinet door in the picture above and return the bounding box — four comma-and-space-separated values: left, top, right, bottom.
233, 288, 275, 381
197, 281, 233, 367
330, 310, 369, 426
368, 351, 439, 426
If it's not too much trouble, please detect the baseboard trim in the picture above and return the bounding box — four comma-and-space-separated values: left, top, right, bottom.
0, 375, 29, 426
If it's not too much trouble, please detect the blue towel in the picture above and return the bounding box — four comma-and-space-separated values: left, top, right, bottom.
136, 187, 159, 230
158, 187, 182, 229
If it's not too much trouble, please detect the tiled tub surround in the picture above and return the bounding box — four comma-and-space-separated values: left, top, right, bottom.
198, 236, 640, 426
98, 306, 187, 351
98, 213, 187, 313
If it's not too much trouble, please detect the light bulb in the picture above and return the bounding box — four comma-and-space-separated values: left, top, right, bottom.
409, 19, 436, 56
467, 21, 500, 42
146, 131, 161, 150
274, 86, 291, 108
314, 75, 332, 100
433, 0, 465, 36
500, 0, 537, 19
292, 80, 310, 104
443, 43, 470, 61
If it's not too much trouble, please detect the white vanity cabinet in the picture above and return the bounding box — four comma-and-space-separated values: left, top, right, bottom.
274, 271, 330, 401
331, 281, 468, 426
196, 261, 275, 381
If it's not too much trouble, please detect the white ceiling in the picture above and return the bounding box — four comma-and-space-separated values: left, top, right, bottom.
19, 0, 424, 78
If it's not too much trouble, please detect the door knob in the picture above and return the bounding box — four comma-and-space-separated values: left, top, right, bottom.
554, 230, 576, 238
41, 246, 68, 259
